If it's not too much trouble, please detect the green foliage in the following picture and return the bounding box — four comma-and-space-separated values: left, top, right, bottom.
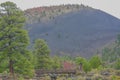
60, 55, 74, 61
101, 34, 120, 68
75, 57, 91, 73
14, 52, 34, 77
0, 58, 8, 73
102, 48, 111, 62
111, 75, 120, 80
0, 1, 34, 77
89, 55, 102, 69
34, 39, 51, 69
51, 56, 61, 69
75, 57, 86, 65
83, 61, 91, 73
114, 59, 120, 70
102, 47, 120, 66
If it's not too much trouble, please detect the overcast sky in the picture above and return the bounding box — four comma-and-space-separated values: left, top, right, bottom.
0, 0, 120, 19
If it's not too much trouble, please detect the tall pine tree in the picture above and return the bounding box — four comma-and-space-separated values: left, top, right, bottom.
34, 39, 51, 69
0, 1, 34, 77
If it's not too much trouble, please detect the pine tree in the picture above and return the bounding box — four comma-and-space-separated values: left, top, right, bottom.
0, 1, 34, 78
34, 39, 51, 69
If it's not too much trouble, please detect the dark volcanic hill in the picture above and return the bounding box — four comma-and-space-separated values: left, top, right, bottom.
25, 5, 120, 58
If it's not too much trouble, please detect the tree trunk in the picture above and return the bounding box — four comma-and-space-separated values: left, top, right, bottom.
9, 59, 14, 78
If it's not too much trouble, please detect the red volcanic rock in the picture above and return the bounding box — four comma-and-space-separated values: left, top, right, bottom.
63, 61, 76, 70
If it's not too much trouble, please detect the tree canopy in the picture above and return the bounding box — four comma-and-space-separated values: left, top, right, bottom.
34, 39, 51, 69
0, 1, 34, 78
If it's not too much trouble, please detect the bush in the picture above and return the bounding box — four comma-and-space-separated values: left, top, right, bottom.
89, 55, 102, 69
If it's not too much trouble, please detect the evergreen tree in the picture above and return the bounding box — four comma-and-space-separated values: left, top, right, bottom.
0, 1, 34, 77
34, 39, 51, 69
89, 55, 102, 69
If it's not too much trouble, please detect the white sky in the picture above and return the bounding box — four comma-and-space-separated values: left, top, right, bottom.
0, 0, 120, 19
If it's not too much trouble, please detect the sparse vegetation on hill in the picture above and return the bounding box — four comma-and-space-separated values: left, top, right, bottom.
25, 4, 91, 24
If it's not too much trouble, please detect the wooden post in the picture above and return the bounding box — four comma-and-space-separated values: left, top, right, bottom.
79, 63, 83, 71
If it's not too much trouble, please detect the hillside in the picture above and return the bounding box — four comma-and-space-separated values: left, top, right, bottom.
25, 5, 120, 58
25, 4, 89, 24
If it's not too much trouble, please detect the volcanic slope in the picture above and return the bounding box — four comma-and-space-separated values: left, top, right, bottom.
26, 5, 120, 58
